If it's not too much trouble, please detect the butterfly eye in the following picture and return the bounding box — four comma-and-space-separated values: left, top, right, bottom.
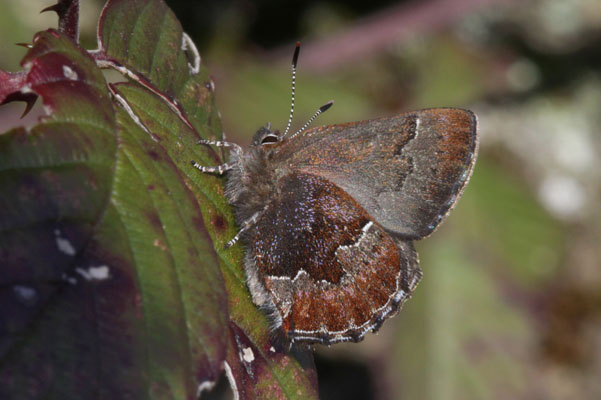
260, 133, 280, 145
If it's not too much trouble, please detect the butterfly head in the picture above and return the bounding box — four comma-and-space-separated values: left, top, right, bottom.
251, 123, 282, 147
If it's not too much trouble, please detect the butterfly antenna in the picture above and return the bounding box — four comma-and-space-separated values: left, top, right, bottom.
282, 42, 301, 138
289, 100, 334, 139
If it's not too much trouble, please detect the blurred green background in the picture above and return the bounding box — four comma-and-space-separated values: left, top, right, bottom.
2, 0, 601, 399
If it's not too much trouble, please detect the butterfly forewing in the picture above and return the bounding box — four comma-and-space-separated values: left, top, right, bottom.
273, 108, 478, 238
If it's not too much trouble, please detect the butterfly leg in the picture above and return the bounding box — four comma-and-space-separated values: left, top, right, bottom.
191, 138, 242, 175
197, 138, 242, 153
219, 131, 228, 160
225, 209, 265, 248
191, 160, 236, 175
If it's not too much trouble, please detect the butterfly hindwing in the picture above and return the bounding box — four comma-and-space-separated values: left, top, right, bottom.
244, 171, 421, 344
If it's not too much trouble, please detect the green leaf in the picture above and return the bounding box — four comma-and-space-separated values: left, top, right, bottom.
0, 0, 318, 398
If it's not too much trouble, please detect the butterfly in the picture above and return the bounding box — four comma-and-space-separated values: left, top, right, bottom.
193, 43, 478, 345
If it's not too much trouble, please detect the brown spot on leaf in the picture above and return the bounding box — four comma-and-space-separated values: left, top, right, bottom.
212, 214, 226, 232
146, 211, 162, 230
147, 150, 160, 161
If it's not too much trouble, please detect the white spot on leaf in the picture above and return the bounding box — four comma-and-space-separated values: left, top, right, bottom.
75, 265, 110, 281
153, 239, 167, 251
20, 85, 33, 94
13, 285, 38, 306
241, 347, 254, 363
62, 273, 78, 285
54, 229, 76, 256
62, 65, 78, 80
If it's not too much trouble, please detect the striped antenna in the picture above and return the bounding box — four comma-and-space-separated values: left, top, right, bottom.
289, 100, 334, 139
282, 42, 301, 138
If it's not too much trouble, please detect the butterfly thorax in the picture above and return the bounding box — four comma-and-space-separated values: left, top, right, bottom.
225, 125, 285, 226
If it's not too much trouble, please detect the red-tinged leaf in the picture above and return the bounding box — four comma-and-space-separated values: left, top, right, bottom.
0, 70, 37, 116
0, 28, 231, 399
0, 0, 318, 398
0, 70, 26, 103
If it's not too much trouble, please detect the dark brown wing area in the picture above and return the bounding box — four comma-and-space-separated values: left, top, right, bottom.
248, 171, 421, 344
249, 171, 371, 284
273, 108, 478, 239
